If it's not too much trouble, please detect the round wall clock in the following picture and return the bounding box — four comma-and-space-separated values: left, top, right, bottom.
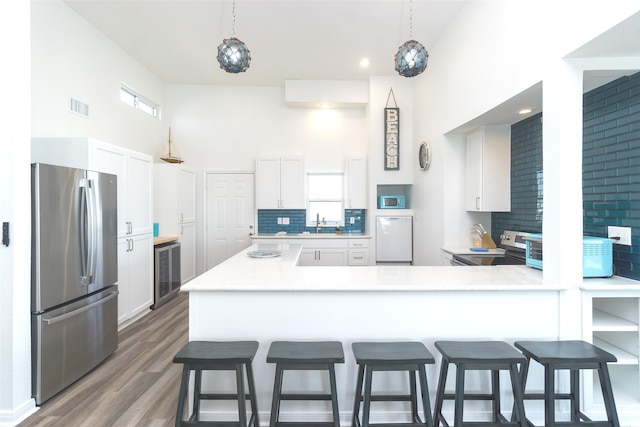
418, 141, 431, 171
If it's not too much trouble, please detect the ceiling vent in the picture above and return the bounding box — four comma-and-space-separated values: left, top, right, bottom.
69, 97, 90, 118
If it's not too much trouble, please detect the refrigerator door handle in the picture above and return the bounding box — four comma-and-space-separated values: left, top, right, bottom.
79, 178, 98, 285
43, 290, 118, 326
86, 179, 98, 284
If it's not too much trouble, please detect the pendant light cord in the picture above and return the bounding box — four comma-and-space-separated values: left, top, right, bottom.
232, 0, 237, 37
409, 0, 414, 39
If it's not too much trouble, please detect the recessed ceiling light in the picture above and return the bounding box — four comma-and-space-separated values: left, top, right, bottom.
360, 58, 370, 68
518, 108, 533, 115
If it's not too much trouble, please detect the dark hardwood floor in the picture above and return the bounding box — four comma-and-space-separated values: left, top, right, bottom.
19, 292, 188, 427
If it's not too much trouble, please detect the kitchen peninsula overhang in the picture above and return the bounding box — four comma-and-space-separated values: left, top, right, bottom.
180, 243, 566, 293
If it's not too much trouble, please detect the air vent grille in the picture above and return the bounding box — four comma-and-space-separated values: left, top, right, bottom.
69, 98, 89, 118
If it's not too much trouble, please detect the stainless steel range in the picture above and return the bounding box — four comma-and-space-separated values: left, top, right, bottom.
451, 230, 528, 266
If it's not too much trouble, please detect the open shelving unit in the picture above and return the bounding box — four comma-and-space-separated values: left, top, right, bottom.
583, 294, 640, 426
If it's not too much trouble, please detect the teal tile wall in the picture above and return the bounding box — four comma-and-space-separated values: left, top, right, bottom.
583, 72, 640, 279
493, 71, 640, 280
258, 209, 366, 234
492, 113, 543, 240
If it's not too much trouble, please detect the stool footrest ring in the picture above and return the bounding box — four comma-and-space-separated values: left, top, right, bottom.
278, 393, 333, 401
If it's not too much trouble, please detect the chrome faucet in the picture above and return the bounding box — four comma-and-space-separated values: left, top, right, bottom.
315, 213, 326, 233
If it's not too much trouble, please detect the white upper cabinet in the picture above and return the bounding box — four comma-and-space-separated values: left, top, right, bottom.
154, 164, 196, 230
464, 126, 511, 212
32, 137, 153, 237
179, 167, 196, 223
345, 156, 367, 209
118, 150, 153, 237
256, 156, 305, 209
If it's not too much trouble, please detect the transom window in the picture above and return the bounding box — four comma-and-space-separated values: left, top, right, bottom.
307, 173, 344, 227
120, 84, 160, 118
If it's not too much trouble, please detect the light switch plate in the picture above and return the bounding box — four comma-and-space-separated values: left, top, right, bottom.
608, 226, 631, 246
282, 217, 290, 225
277, 217, 282, 225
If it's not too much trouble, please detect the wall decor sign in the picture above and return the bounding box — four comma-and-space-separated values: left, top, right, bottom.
384, 88, 399, 170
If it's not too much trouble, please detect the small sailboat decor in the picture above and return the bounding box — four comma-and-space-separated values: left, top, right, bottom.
160, 127, 184, 164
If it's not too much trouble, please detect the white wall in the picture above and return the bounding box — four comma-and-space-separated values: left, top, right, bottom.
31, 1, 167, 156
1, 1, 32, 426
165, 84, 368, 172
165, 84, 369, 274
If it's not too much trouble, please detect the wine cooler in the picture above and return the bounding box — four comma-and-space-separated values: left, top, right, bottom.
152, 241, 181, 309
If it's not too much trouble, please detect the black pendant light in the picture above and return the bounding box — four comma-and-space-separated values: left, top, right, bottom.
394, 0, 428, 78
217, 0, 251, 73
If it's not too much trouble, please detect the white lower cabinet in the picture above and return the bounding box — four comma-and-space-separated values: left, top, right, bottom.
295, 239, 348, 266
582, 291, 640, 425
300, 248, 348, 266
118, 233, 153, 326
251, 237, 370, 266
348, 239, 370, 266
180, 221, 197, 283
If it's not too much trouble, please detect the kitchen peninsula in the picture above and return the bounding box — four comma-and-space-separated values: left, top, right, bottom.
181, 242, 577, 423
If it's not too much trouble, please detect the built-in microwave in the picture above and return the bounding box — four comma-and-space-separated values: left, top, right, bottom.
378, 195, 406, 209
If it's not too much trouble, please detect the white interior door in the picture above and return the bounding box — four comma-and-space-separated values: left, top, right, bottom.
205, 173, 255, 269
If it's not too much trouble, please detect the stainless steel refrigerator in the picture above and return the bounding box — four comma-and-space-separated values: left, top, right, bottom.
31, 163, 119, 405
376, 216, 413, 264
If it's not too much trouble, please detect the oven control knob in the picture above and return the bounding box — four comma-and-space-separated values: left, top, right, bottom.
500, 234, 510, 241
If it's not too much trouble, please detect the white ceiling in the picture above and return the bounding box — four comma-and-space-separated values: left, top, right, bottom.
63, 0, 467, 86
61, 1, 639, 128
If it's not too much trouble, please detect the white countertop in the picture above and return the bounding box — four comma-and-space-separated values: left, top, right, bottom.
182, 243, 567, 292
251, 233, 370, 239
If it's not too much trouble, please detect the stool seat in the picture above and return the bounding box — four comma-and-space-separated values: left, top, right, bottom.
514, 340, 616, 364
267, 340, 345, 364
351, 342, 435, 427
435, 340, 526, 366
352, 341, 435, 365
173, 341, 259, 427
267, 341, 344, 427
174, 340, 259, 365
514, 340, 620, 427
433, 341, 527, 427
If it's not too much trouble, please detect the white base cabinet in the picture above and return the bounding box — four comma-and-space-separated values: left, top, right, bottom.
348, 239, 370, 266
118, 234, 153, 326
294, 239, 348, 266
179, 221, 197, 283
299, 248, 348, 266
253, 237, 371, 266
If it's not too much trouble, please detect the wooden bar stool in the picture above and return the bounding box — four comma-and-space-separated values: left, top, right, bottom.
173, 341, 260, 427
351, 341, 435, 427
433, 341, 527, 427
267, 340, 345, 427
514, 340, 620, 427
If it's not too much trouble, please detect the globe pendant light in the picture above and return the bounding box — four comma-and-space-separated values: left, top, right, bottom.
394, 0, 428, 78
217, 0, 251, 73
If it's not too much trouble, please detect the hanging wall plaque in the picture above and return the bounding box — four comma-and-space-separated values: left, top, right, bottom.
384, 88, 399, 170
